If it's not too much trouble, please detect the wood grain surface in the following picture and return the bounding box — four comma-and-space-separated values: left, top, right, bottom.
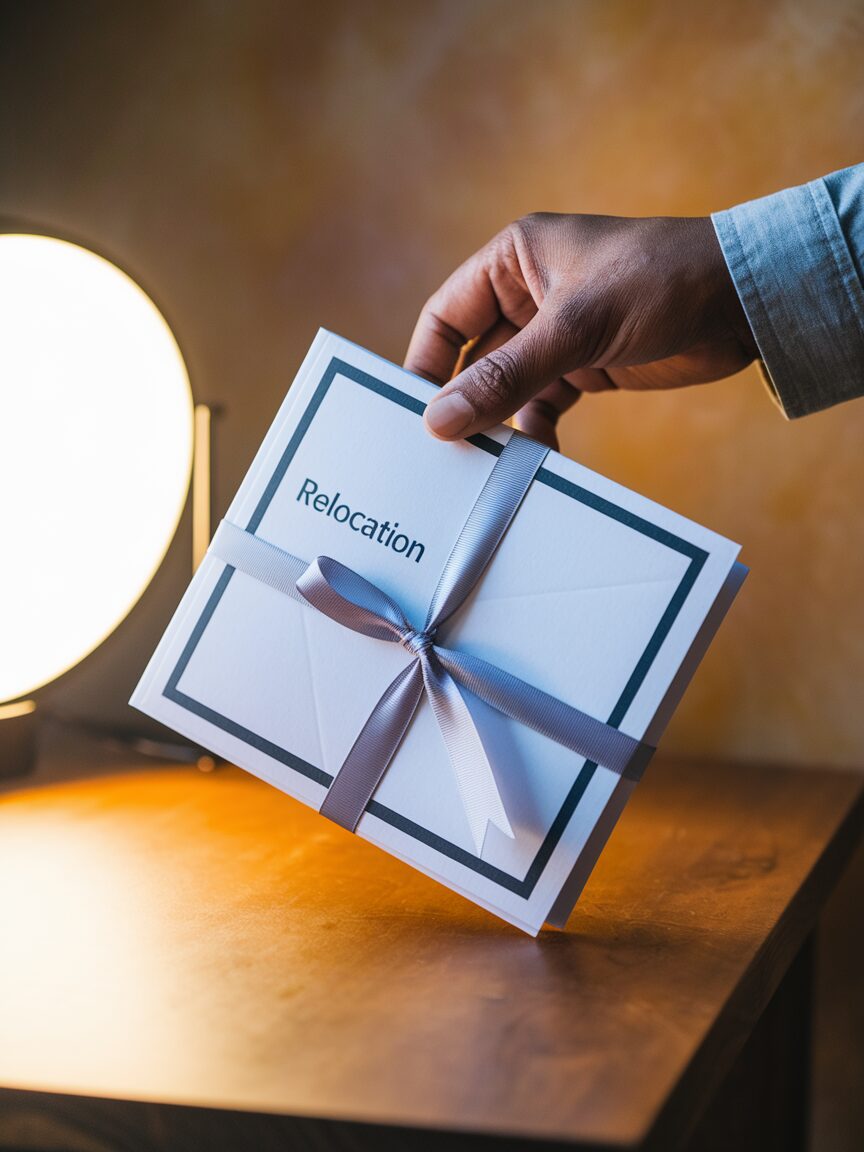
0, 755, 861, 1150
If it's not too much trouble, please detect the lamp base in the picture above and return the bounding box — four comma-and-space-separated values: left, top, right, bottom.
0, 700, 38, 778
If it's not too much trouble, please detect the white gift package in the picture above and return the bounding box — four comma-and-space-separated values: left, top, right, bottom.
132, 330, 746, 935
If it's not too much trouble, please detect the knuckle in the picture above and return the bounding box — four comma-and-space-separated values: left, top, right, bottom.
553, 291, 588, 337
551, 291, 607, 364
513, 211, 553, 238
466, 347, 521, 408
526, 396, 561, 426
422, 305, 467, 351
509, 215, 542, 259
484, 225, 518, 271
509, 214, 556, 295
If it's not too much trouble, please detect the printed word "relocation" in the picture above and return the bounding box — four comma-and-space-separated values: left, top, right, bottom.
297, 478, 425, 563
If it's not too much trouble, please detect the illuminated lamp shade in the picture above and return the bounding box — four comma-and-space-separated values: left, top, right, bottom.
0, 234, 193, 773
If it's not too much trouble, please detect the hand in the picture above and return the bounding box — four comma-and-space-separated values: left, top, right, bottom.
405, 213, 758, 449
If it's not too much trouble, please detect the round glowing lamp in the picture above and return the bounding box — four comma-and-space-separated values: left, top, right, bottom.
0, 233, 194, 775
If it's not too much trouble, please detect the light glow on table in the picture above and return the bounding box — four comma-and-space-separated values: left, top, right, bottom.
0, 234, 193, 702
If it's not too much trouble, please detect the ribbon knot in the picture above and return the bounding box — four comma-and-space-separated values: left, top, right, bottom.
400, 626, 435, 658
210, 431, 654, 858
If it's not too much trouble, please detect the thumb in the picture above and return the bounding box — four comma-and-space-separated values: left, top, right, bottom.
423, 306, 574, 440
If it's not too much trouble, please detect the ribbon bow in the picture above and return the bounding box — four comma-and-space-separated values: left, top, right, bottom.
212, 433, 652, 854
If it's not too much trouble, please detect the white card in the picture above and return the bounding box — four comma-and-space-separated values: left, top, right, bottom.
132, 330, 745, 935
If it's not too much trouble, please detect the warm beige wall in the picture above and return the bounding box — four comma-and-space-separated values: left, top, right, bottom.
2, 0, 862, 765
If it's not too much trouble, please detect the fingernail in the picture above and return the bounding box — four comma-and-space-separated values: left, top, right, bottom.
424, 392, 474, 437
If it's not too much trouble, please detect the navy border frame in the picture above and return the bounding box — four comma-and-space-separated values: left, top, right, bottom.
164, 356, 707, 899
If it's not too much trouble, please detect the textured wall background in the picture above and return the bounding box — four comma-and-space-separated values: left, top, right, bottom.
1, 0, 863, 768
2, 5, 863, 1148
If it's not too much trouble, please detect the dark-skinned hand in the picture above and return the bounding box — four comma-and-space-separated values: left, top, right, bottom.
405, 213, 758, 449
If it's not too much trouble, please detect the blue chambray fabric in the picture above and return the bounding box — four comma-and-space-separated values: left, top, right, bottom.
712, 164, 864, 419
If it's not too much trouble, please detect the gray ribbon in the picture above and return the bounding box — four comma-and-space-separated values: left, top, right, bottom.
211, 432, 654, 853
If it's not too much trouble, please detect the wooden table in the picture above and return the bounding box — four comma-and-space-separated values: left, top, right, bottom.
0, 755, 861, 1152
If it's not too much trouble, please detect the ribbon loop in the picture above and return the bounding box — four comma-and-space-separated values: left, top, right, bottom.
296, 555, 410, 644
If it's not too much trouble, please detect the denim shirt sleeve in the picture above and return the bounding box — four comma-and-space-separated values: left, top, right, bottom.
711, 164, 864, 419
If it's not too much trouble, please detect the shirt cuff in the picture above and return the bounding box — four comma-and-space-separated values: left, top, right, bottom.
712, 177, 864, 419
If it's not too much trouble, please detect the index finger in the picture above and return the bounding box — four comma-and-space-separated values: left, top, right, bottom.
404, 247, 502, 385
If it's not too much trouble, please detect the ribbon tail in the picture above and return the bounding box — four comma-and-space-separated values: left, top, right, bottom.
435, 646, 654, 782
421, 653, 514, 854
319, 658, 425, 832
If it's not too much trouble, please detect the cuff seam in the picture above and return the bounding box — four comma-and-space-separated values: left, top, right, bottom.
722, 209, 804, 419
809, 179, 864, 343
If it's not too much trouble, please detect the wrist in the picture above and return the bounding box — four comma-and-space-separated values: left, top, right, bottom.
701, 215, 759, 360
